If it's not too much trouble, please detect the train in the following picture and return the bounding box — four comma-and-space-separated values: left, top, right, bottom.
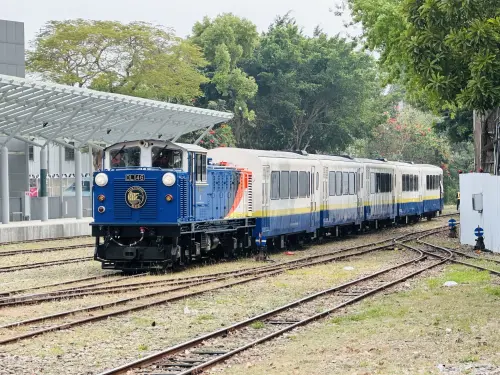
91, 139, 443, 272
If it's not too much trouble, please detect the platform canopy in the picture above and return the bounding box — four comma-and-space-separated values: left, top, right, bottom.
0, 74, 233, 149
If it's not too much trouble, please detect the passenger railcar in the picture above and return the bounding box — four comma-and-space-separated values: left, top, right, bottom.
91, 142, 444, 271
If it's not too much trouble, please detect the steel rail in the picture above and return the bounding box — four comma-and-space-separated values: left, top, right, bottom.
0, 243, 394, 339
0, 243, 93, 257
0, 256, 93, 273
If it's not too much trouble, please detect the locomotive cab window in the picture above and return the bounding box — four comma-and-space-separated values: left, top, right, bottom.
110, 146, 141, 168
152, 147, 183, 169
195, 153, 207, 183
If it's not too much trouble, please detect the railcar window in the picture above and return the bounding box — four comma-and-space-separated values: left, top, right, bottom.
152, 147, 183, 169
335, 172, 342, 196
373, 172, 392, 193
280, 171, 290, 199
307, 172, 311, 197
110, 146, 141, 168
316, 172, 319, 190
271, 171, 280, 200
290, 171, 298, 199
342, 172, 348, 195
349, 172, 355, 195
299, 171, 308, 197
370, 173, 376, 194
426, 174, 439, 190
402, 175, 408, 192
329, 171, 336, 196
414, 175, 419, 191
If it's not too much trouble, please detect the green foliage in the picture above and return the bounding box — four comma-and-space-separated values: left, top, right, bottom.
27, 20, 208, 102
191, 14, 259, 143
244, 14, 383, 152
178, 123, 236, 149
347, 0, 500, 112
352, 105, 450, 164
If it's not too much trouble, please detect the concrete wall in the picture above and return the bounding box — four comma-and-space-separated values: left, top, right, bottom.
0, 20, 24, 78
0, 196, 92, 221
460, 173, 500, 252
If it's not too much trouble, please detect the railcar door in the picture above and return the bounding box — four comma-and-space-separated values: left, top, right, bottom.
262, 165, 271, 235
391, 170, 396, 218
310, 166, 317, 229
356, 167, 363, 223
322, 166, 329, 224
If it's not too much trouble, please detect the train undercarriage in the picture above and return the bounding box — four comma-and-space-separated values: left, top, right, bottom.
92, 219, 256, 272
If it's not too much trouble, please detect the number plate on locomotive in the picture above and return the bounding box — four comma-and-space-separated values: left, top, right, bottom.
125, 174, 145, 181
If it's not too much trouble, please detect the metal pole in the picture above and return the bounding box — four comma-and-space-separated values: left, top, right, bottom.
88, 144, 94, 175
59, 146, 64, 218
0, 146, 9, 224
75, 149, 83, 219
24, 142, 30, 193
40, 146, 49, 222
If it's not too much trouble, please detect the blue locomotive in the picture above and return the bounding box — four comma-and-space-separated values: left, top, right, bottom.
91, 140, 443, 271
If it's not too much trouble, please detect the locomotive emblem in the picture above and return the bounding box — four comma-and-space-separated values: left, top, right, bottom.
125, 186, 147, 209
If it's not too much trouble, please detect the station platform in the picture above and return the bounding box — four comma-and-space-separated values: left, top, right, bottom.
0, 218, 93, 243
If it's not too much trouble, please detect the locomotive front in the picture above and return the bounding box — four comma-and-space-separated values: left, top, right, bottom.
91, 140, 192, 271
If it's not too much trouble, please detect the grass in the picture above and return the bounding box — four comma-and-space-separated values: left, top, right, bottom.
250, 321, 265, 329
209, 264, 500, 375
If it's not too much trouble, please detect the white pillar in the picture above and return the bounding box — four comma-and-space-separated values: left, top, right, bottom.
59, 146, 64, 218
75, 149, 83, 219
40, 146, 49, 222
1, 146, 10, 224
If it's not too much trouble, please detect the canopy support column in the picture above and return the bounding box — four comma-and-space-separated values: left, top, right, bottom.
1, 146, 9, 224
40, 146, 49, 222
59, 146, 64, 218
75, 149, 83, 219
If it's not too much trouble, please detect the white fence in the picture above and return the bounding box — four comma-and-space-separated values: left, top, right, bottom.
460, 173, 500, 253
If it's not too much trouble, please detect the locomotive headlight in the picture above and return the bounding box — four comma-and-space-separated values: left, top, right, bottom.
162, 172, 176, 187
95, 173, 108, 187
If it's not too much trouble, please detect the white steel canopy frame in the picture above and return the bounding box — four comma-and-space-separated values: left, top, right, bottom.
0, 74, 233, 225
0, 74, 233, 148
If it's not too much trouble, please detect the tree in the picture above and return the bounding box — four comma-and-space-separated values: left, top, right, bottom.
346, 0, 500, 112
178, 123, 236, 149
359, 105, 450, 165
191, 14, 259, 144
27, 20, 208, 102
243, 15, 383, 152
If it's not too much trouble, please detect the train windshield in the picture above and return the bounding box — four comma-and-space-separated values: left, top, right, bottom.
151, 147, 183, 169
109, 146, 141, 167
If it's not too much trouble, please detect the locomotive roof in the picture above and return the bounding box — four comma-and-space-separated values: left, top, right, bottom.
104, 140, 207, 153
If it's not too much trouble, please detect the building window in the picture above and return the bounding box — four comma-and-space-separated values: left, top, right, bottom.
28, 145, 34, 161
65, 142, 75, 161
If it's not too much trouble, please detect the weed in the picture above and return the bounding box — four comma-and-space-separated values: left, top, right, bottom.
460, 355, 479, 363
485, 286, 500, 296
138, 344, 148, 351
250, 321, 265, 329
196, 314, 214, 322
427, 266, 491, 289
50, 346, 64, 356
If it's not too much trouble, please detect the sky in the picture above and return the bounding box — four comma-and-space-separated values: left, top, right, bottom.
3, 0, 355, 46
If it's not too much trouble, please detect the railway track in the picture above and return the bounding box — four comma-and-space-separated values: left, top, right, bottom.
0, 224, 446, 308
0, 225, 445, 345
0, 256, 93, 273
96, 232, 452, 375
0, 243, 93, 257
0, 235, 90, 247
